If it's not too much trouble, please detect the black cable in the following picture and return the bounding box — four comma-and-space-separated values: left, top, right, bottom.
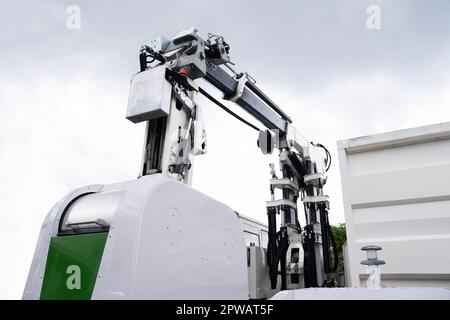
198, 87, 260, 132
328, 223, 339, 273
144, 47, 166, 64
313, 143, 332, 172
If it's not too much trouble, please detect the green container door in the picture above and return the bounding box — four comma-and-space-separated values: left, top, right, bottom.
40, 232, 108, 300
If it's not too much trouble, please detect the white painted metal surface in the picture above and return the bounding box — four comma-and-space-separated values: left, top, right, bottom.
23, 174, 248, 299
239, 214, 269, 248
271, 287, 450, 300
22, 182, 127, 299
93, 174, 248, 299
126, 65, 172, 123
61, 190, 124, 230
238, 216, 281, 299
338, 122, 450, 288
247, 245, 280, 299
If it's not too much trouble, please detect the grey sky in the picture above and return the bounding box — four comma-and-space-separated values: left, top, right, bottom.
1, 0, 450, 299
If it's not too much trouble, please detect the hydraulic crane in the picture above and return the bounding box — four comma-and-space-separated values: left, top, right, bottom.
23, 28, 337, 299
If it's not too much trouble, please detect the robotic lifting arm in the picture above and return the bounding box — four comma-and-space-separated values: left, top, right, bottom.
127, 27, 337, 289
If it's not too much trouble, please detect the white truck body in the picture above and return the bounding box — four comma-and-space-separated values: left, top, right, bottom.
23, 174, 249, 299
338, 121, 450, 288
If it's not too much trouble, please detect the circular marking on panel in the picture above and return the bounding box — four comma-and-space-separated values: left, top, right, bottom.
161, 207, 187, 252
222, 228, 237, 264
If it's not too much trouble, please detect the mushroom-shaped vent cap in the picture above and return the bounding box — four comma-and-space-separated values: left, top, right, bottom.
361, 245, 382, 251
361, 259, 386, 266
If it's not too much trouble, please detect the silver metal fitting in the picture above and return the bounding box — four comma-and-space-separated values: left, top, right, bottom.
361, 245, 385, 266
361, 245, 385, 289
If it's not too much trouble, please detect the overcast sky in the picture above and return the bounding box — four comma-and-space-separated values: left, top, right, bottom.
1, 0, 450, 299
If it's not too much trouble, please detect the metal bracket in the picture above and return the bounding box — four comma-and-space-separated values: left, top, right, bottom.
173, 83, 196, 112
266, 199, 297, 210
269, 178, 299, 192
302, 195, 330, 210
303, 173, 327, 186
302, 195, 329, 203
228, 73, 249, 102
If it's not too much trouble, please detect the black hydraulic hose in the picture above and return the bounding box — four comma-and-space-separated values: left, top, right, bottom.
198, 87, 260, 132
267, 207, 279, 289
304, 224, 318, 287
278, 228, 289, 290
328, 223, 339, 273
312, 142, 332, 172
139, 52, 147, 72
319, 204, 339, 274
319, 207, 332, 274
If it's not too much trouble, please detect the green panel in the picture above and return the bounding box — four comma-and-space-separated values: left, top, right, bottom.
40, 232, 108, 300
